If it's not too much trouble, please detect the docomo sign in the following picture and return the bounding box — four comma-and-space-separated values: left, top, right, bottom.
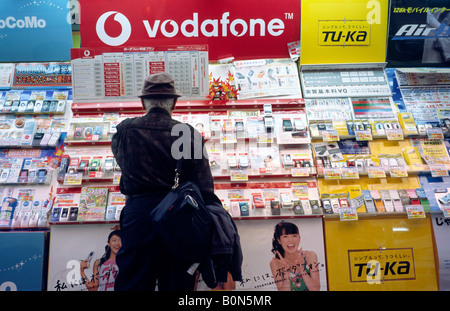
80, 0, 300, 60
96, 11, 286, 45
0, 16, 46, 29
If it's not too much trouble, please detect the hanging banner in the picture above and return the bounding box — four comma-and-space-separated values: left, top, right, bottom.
78, 0, 301, 61
300, 0, 389, 65
431, 215, 450, 291
0, 232, 48, 291
324, 217, 438, 291
387, 0, 450, 67
0, 0, 73, 62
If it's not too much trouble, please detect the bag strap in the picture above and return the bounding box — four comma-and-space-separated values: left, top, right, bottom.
172, 158, 185, 190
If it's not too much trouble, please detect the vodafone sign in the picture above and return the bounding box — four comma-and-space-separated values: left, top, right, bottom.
79, 0, 300, 61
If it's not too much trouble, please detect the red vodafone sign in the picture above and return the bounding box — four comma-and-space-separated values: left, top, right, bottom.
79, 0, 300, 61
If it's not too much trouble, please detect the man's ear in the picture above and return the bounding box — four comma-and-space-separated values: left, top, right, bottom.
171, 98, 178, 111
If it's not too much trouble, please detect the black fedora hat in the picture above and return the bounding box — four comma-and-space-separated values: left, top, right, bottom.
138, 72, 182, 98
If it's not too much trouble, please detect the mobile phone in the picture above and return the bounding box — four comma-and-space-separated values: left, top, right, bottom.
282, 119, 293, 131
0, 169, 10, 183
263, 104, 272, 116
40, 133, 52, 146
93, 126, 104, 140
103, 157, 114, 172
47, 132, 61, 146
32, 133, 44, 146
77, 160, 89, 172
36, 169, 48, 183
28, 169, 36, 183
18, 169, 28, 183
252, 194, 264, 208
89, 159, 101, 171
238, 155, 249, 169
73, 127, 83, 139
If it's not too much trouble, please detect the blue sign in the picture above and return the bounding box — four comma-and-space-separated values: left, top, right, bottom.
0, 232, 47, 291
0, 0, 73, 62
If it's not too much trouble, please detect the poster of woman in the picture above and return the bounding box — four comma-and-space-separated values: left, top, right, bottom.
47, 224, 121, 291
196, 217, 327, 291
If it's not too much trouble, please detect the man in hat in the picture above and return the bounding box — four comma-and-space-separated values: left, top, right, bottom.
111, 72, 214, 291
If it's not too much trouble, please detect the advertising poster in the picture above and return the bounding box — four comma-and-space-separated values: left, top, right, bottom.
198, 217, 327, 291
324, 217, 438, 291
47, 224, 121, 291
0, 0, 73, 62
387, 0, 450, 67
12, 62, 72, 89
0, 231, 48, 291
300, 0, 389, 65
49, 219, 327, 292
431, 214, 450, 290
78, 0, 301, 61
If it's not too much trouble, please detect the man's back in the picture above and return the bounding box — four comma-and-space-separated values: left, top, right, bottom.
111, 107, 214, 196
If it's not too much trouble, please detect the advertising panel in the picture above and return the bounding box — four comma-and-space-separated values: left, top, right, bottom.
48, 219, 327, 291
300, 0, 389, 65
431, 215, 450, 291
0, 0, 73, 62
0, 231, 48, 291
47, 224, 121, 291
324, 216, 438, 291
198, 217, 328, 291
387, 0, 450, 67
78, 0, 301, 61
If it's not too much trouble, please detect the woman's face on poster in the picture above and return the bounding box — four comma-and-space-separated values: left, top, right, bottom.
278, 230, 300, 255
109, 235, 122, 255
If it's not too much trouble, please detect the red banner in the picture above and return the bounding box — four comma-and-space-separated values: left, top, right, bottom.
79, 0, 300, 61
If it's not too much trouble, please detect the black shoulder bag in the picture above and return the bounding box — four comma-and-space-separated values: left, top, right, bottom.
150, 160, 214, 263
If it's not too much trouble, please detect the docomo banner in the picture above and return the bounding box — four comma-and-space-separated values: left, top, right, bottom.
79, 0, 301, 61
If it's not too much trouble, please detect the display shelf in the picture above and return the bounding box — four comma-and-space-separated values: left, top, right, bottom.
70, 98, 305, 114
0, 226, 50, 231
315, 164, 449, 178
49, 220, 119, 226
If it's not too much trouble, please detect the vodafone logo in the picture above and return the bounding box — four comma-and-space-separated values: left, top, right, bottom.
96, 11, 131, 46
95, 11, 287, 46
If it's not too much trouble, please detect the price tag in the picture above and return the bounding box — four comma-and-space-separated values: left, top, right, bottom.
63, 173, 83, 185
389, 166, 408, 178
230, 169, 248, 181
430, 164, 449, 177
322, 130, 339, 142
405, 205, 425, 219
323, 167, 341, 180
385, 128, 404, 140
367, 166, 386, 178
426, 127, 444, 141
291, 167, 310, 177
113, 172, 121, 184
341, 167, 359, 179
441, 204, 450, 218
339, 207, 358, 221
355, 130, 373, 141
257, 133, 273, 143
